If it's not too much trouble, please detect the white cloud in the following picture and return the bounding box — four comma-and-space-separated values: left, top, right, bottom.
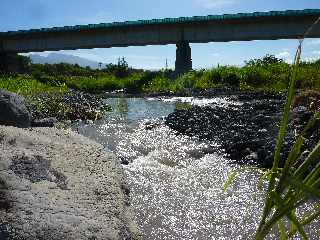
194, 0, 238, 8
312, 50, 320, 55
276, 51, 290, 58
25, 51, 50, 57
275, 50, 292, 63
306, 39, 320, 46
210, 53, 221, 57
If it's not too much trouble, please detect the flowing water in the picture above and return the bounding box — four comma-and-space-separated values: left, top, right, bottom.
74, 96, 319, 240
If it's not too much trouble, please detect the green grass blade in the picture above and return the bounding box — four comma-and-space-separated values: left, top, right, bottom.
301, 112, 320, 137
295, 140, 320, 181
223, 171, 237, 192
301, 205, 320, 226
276, 136, 305, 193
287, 211, 309, 240
289, 205, 320, 237
256, 40, 303, 238
286, 176, 320, 199
257, 170, 272, 191
278, 219, 288, 240
294, 141, 320, 179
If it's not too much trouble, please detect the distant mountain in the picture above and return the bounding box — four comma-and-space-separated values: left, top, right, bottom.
29, 53, 103, 69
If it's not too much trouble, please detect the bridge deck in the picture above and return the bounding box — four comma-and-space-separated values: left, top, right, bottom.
1, 9, 320, 37
0, 9, 320, 53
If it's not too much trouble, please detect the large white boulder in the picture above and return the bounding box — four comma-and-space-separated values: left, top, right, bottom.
0, 126, 141, 240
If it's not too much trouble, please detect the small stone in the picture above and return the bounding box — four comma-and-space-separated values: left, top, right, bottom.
121, 160, 129, 165
84, 120, 94, 125
259, 128, 268, 133
293, 106, 307, 113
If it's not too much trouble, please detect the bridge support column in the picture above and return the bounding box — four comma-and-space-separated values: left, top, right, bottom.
0, 52, 22, 73
175, 41, 192, 75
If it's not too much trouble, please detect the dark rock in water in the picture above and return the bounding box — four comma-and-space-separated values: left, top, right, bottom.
31, 117, 58, 127
165, 92, 308, 167
0, 90, 31, 128
145, 120, 162, 130
0, 223, 9, 240
120, 157, 130, 165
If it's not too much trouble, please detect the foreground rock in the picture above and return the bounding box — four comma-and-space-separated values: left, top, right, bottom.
0, 90, 31, 128
0, 126, 140, 240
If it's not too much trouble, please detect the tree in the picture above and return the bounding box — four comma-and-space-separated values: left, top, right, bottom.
245, 54, 284, 67
103, 57, 130, 78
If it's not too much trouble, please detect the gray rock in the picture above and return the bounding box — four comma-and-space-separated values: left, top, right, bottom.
0, 126, 141, 240
32, 117, 58, 127
0, 90, 31, 128
84, 119, 94, 125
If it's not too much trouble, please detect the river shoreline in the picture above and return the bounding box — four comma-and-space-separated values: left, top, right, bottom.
24, 88, 319, 169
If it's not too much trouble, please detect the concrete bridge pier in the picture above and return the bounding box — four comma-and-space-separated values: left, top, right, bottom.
175, 41, 192, 75
0, 52, 22, 72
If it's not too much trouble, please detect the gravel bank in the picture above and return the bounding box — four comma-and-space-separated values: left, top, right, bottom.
165, 92, 319, 167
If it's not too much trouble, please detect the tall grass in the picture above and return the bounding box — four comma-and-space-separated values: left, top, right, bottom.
0, 74, 67, 96
255, 18, 320, 239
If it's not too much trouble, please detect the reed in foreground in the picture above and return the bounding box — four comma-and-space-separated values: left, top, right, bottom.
255, 18, 320, 239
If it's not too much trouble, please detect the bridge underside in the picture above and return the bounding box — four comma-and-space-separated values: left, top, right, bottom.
0, 44, 193, 74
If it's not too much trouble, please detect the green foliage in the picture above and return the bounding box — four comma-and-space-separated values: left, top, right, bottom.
0, 73, 67, 96
245, 54, 284, 67
64, 75, 121, 92
143, 74, 175, 93
103, 57, 130, 78
1, 54, 320, 96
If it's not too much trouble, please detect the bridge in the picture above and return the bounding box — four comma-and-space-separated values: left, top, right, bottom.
1, 9, 320, 73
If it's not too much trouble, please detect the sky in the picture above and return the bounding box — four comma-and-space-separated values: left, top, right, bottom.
1, 0, 320, 69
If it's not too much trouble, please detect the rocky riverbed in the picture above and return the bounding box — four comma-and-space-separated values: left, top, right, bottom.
28, 90, 111, 125
165, 91, 320, 168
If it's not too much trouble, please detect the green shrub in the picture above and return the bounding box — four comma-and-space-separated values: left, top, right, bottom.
0, 74, 67, 96
143, 75, 173, 93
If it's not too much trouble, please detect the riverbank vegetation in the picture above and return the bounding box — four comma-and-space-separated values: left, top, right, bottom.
0, 54, 320, 97
0, 54, 319, 128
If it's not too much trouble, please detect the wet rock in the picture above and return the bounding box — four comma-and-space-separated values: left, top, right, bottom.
120, 158, 130, 165
165, 92, 296, 167
0, 90, 31, 128
84, 119, 94, 125
31, 117, 58, 127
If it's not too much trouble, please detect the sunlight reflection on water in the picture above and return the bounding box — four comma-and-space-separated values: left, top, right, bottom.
74, 97, 319, 239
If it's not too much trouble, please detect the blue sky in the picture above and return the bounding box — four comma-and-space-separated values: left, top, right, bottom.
1, 0, 320, 69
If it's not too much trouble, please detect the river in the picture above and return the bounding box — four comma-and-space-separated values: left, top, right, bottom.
74, 96, 318, 240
